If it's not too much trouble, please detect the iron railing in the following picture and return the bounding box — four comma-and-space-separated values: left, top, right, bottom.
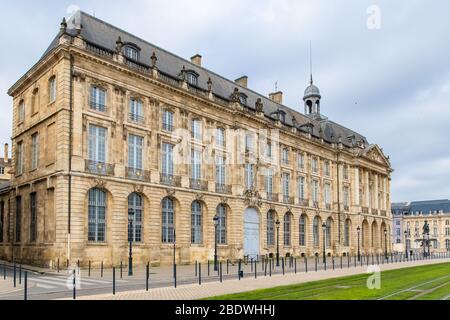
283, 196, 295, 205
344, 205, 350, 212
85, 160, 115, 176
266, 193, 279, 202
129, 113, 145, 124
190, 179, 208, 191
160, 174, 182, 187
86, 42, 114, 59
299, 199, 309, 207
216, 183, 232, 195
126, 167, 150, 182
89, 101, 107, 113
362, 207, 369, 214
372, 208, 379, 215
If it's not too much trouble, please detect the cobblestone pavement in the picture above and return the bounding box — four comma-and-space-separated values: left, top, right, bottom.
64, 258, 450, 300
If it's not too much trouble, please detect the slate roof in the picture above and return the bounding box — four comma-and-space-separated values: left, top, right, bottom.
41, 10, 369, 148
392, 199, 450, 216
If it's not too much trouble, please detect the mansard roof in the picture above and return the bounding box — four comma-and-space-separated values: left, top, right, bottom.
40, 11, 371, 149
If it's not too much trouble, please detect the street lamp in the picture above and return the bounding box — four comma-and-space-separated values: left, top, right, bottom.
404, 230, 408, 259
357, 226, 361, 262
213, 215, 219, 272
276, 219, 280, 267
322, 223, 327, 264
384, 229, 388, 260
128, 209, 134, 276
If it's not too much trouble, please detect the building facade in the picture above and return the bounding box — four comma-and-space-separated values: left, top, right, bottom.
0, 11, 392, 267
0, 144, 11, 186
391, 200, 450, 254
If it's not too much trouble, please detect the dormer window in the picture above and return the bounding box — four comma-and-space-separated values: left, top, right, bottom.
239, 93, 248, 106
279, 110, 286, 123
124, 45, 139, 61
186, 72, 199, 86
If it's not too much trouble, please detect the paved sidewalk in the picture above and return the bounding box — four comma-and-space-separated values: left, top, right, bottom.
67, 258, 450, 300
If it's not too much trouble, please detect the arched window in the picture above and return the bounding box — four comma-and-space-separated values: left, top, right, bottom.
284, 213, 291, 246
326, 218, 332, 248
239, 93, 247, 105
128, 193, 142, 242
162, 197, 174, 243
313, 216, 320, 247
124, 45, 139, 60
266, 211, 275, 246
191, 201, 202, 244
344, 219, 351, 247
88, 188, 106, 242
216, 204, 227, 245
186, 72, 198, 86
299, 215, 306, 246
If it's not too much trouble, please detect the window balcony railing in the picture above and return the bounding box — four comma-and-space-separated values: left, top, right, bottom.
362, 207, 369, 214
129, 113, 145, 124
89, 101, 107, 113
372, 208, 379, 215
86, 42, 114, 59
126, 167, 150, 182
162, 123, 174, 132
266, 193, 279, 202
283, 196, 295, 205
85, 160, 115, 176
216, 183, 232, 195
344, 205, 350, 212
313, 201, 320, 209
190, 179, 208, 191
380, 210, 387, 216
160, 173, 181, 187
326, 204, 332, 210
299, 199, 309, 207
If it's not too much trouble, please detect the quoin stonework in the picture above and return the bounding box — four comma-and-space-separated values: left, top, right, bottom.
0, 11, 393, 267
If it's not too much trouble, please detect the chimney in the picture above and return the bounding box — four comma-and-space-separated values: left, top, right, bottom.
269, 91, 283, 104
4, 143, 8, 162
191, 54, 202, 67
235, 76, 248, 88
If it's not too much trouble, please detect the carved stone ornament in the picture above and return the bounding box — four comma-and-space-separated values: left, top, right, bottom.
116, 36, 123, 53
255, 98, 264, 113
166, 189, 176, 197
151, 51, 158, 68
230, 88, 241, 103
195, 193, 205, 202
243, 189, 262, 207
94, 179, 107, 189
207, 77, 213, 92
134, 184, 144, 194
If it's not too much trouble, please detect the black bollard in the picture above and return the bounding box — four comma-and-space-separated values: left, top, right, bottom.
19, 264, 22, 285
13, 263, 16, 288
199, 263, 202, 285
305, 257, 308, 273
3, 263, 5, 280
220, 262, 223, 283
67, 259, 69, 269
294, 258, 297, 274
57, 259, 60, 273
332, 258, 335, 270
255, 261, 257, 279
340, 256, 343, 269
208, 260, 210, 277
88, 261, 91, 277
324, 258, 327, 271
174, 264, 177, 288
195, 261, 198, 277
251, 259, 253, 272
315, 256, 318, 272
227, 260, 229, 275
77, 260, 80, 268
120, 261, 123, 279
24, 271, 27, 301
146, 263, 149, 291
73, 269, 76, 300
282, 258, 285, 275
264, 259, 267, 277
238, 260, 241, 280
101, 261, 104, 278
113, 267, 116, 295
269, 260, 272, 277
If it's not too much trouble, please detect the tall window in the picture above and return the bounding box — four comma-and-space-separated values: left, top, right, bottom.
297, 153, 305, 170
324, 183, 331, 205
245, 164, 255, 190
88, 188, 106, 242
191, 201, 202, 244
282, 173, 290, 202
49, 76, 56, 103
90, 86, 106, 112
191, 119, 202, 140
215, 155, 226, 186
266, 142, 273, 160
124, 46, 139, 60
162, 143, 174, 176
129, 98, 144, 123
191, 149, 202, 181
282, 148, 289, 165
326, 218, 332, 248
162, 197, 175, 243
245, 133, 254, 152
267, 211, 275, 246
15, 197, 22, 242
299, 215, 306, 246
88, 125, 106, 163
265, 168, 273, 195
312, 180, 319, 203
216, 128, 225, 148
298, 176, 305, 201
311, 157, 318, 174
324, 161, 330, 176
343, 186, 350, 207
0, 201, 4, 243
344, 219, 351, 246
31, 88, 39, 114
162, 110, 174, 132
18, 100, 25, 123
313, 216, 320, 247
16, 141, 24, 175
216, 205, 227, 245
284, 213, 291, 246
30, 193, 37, 242
343, 165, 349, 180
128, 193, 142, 242
128, 135, 143, 170
31, 133, 39, 170
0, 167, 4, 175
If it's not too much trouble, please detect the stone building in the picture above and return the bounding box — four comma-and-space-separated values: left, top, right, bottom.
0, 11, 392, 267
0, 144, 12, 186
392, 200, 450, 254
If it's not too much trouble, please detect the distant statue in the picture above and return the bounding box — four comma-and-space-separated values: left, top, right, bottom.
423, 220, 430, 235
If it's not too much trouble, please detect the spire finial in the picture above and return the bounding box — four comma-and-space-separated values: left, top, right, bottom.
60, 17, 67, 34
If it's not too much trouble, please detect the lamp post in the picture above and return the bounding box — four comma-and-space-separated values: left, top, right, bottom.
173, 229, 176, 270
128, 209, 134, 276
384, 229, 388, 260
322, 223, 327, 264
404, 230, 408, 259
213, 215, 219, 272
276, 220, 280, 267
426, 232, 430, 257
357, 226, 361, 262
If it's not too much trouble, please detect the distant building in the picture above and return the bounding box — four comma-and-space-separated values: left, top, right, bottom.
391, 200, 450, 253
0, 144, 11, 186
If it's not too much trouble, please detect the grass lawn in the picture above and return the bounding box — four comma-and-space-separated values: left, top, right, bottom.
205, 262, 450, 300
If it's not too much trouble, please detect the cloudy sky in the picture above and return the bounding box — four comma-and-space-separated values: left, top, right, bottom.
1, 0, 449, 202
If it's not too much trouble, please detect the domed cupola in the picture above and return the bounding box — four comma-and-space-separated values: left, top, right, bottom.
303, 76, 322, 116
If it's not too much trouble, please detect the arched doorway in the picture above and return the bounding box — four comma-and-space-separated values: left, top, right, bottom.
244, 207, 260, 259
